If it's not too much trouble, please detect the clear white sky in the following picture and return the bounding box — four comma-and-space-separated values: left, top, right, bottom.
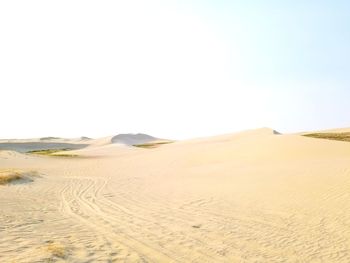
1, 0, 349, 139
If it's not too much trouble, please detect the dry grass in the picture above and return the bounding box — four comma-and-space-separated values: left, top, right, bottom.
46, 242, 67, 259
0, 169, 38, 185
133, 141, 174, 149
0, 170, 23, 185
28, 149, 78, 157
303, 132, 350, 142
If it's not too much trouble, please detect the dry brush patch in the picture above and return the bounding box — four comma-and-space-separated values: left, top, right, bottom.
0, 169, 39, 185
46, 242, 67, 259
303, 132, 350, 142
133, 141, 174, 149
28, 148, 79, 157
43, 241, 69, 262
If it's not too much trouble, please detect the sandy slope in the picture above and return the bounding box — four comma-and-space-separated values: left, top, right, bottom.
1, 128, 350, 262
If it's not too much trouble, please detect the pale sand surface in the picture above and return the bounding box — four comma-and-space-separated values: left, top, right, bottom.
310, 127, 350, 133
1, 128, 350, 262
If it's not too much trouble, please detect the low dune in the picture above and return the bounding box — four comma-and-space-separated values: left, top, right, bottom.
1, 128, 350, 262
111, 133, 159, 145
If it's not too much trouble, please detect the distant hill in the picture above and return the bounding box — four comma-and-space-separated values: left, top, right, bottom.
111, 133, 158, 146
39, 137, 61, 141
80, 136, 92, 141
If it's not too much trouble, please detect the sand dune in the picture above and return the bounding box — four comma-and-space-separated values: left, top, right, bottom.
1, 128, 350, 262
111, 133, 159, 145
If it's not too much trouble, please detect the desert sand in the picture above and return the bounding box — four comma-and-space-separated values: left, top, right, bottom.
1, 128, 350, 262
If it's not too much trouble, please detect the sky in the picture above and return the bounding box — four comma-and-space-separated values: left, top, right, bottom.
0, 0, 349, 139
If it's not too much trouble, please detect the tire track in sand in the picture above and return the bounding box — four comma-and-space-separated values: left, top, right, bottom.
59, 175, 180, 262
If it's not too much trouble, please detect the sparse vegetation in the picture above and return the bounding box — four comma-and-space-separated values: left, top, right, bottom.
0, 170, 22, 185
46, 242, 67, 259
40, 137, 61, 141
133, 141, 173, 149
303, 132, 350, 142
0, 169, 38, 185
28, 148, 78, 157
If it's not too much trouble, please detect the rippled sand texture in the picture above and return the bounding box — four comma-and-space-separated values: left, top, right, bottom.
1, 128, 350, 262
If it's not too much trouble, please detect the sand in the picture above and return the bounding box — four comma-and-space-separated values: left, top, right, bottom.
1, 128, 350, 262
